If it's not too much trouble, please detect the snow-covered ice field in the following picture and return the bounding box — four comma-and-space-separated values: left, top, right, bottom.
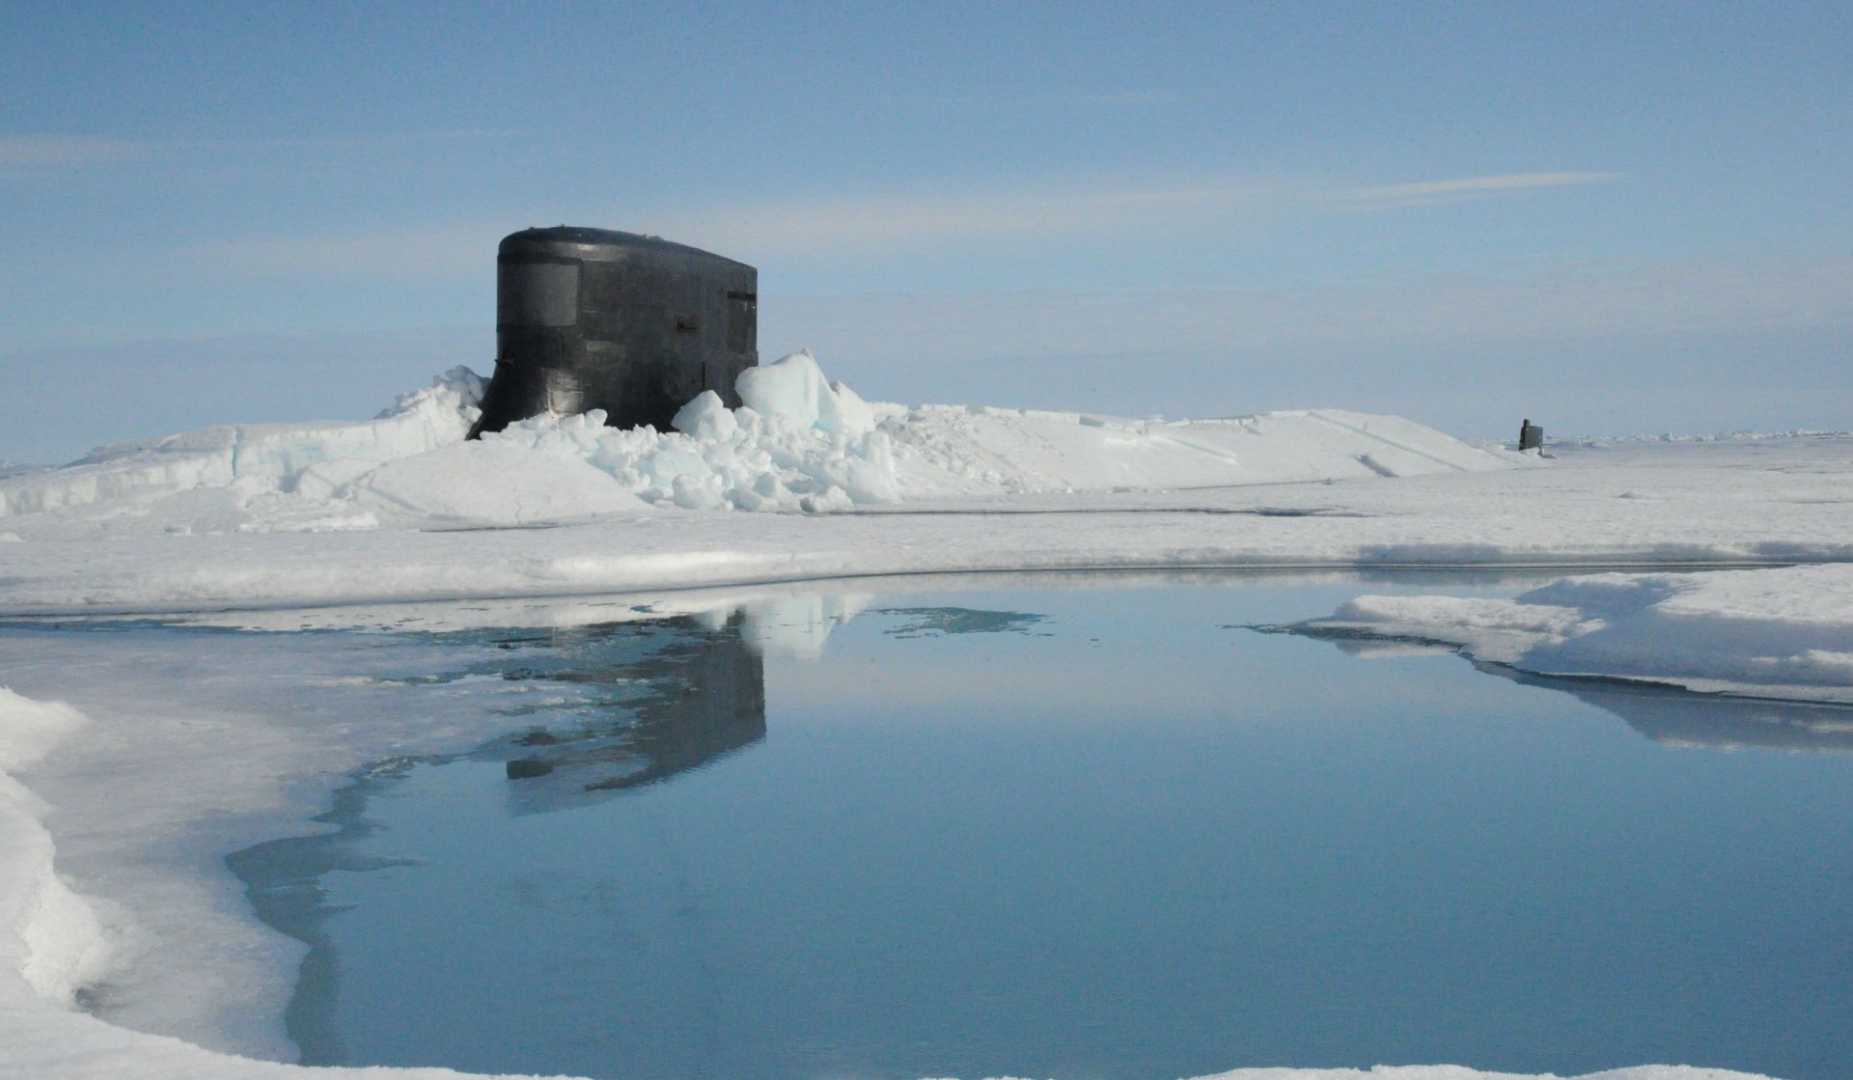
2, 354, 1848, 1080
5, 356, 1850, 711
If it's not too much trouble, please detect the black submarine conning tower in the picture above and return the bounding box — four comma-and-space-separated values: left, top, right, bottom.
469, 226, 758, 438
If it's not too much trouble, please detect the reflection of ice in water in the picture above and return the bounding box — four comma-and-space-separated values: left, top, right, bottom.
736, 593, 872, 659
1288, 622, 1853, 753
1517, 670, 1853, 753
1330, 638, 1458, 661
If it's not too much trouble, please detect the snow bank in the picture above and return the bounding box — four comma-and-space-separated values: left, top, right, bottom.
0, 352, 911, 527
1297, 564, 1853, 703
359, 394, 1508, 519
0, 684, 1769, 1080
0, 351, 1525, 538
1189, 1070, 1768, 1080
0, 689, 109, 1008
0, 367, 485, 520
878, 404, 1520, 497
1560, 428, 1853, 447
0, 684, 580, 1079
1, 432, 1850, 616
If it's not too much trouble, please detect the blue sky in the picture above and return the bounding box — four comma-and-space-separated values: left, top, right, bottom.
3, 2, 1850, 462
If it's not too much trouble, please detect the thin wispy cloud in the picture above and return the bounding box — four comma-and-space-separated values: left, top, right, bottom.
1334, 171, 1622, 210
899, 88, 1182, 110
185, 128, 525, 152
657, 180, 1278, 255
180, 223, 493, 279
180, 181, 1278, 275
1067, 89, 1183, 107
177, 168, 1622, 276
0, 135, 150, 170
673, 172, 1622, 253
765, 256, 1853, 370
674, 171, 1621, 252
0, 129, 523, 175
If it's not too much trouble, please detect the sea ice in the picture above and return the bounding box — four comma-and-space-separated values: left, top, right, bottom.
1295, 564, 1853, 703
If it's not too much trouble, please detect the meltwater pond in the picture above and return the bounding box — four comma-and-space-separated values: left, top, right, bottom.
11, 574, 1850, 1080
204, 575, 1853, 1080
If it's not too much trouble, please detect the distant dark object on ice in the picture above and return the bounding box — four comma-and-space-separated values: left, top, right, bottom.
469, 226, 758, 438
1519, 418, 1545, 451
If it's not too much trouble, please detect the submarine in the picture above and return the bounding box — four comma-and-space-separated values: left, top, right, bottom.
471, 226, 758, 438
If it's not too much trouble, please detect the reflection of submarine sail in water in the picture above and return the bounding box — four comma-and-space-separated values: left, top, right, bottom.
491, 612, 767, 815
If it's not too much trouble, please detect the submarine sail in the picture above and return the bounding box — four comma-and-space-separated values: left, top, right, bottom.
471, 226, 758, 437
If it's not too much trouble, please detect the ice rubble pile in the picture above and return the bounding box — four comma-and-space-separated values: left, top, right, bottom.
429, 351, 900, 516
1301, 564, 1853, 703
0, 354, 901, 526
0, 350, 1524, 534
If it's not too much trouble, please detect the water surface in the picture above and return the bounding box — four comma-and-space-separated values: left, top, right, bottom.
230, 578, 1853, 1080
